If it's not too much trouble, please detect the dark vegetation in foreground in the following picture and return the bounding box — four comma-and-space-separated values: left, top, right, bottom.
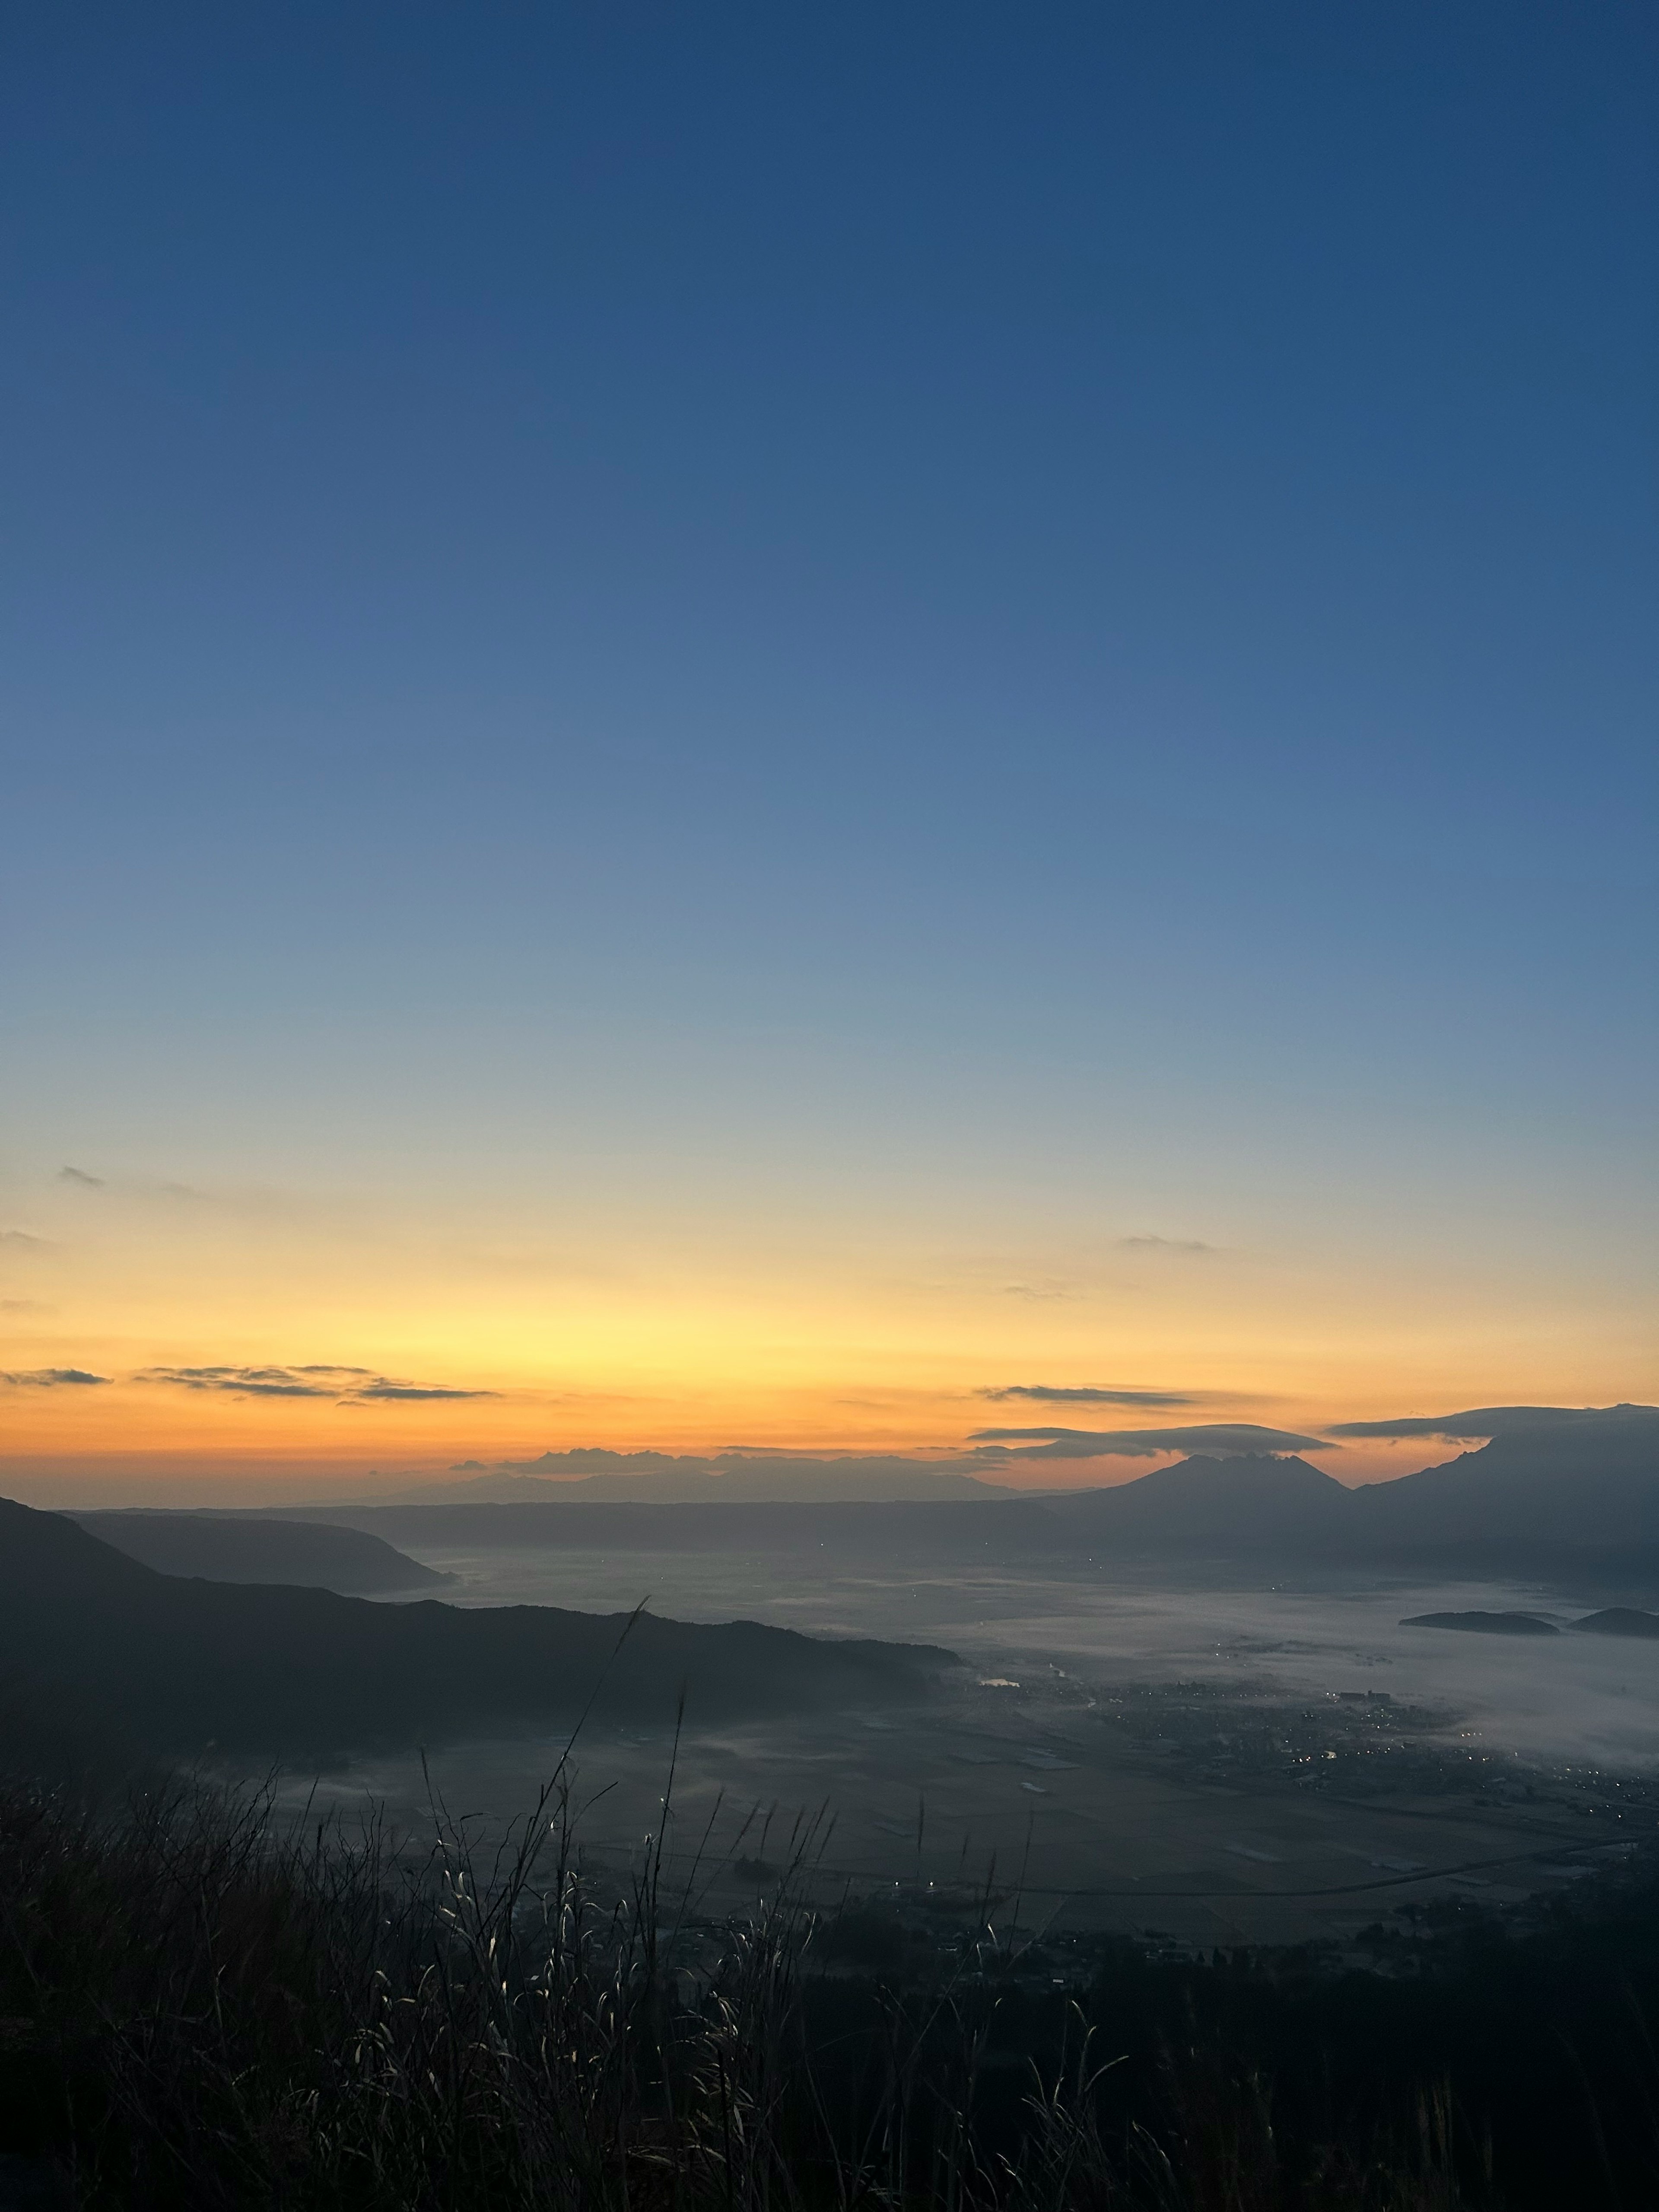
4, 1756, 1659, 2211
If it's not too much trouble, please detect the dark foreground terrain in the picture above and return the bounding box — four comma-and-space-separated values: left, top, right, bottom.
3, 1759, 1659, 2210
0, 1500, 954, 1763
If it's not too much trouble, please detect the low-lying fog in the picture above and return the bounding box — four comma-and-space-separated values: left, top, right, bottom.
270, 1540, 1659, 1952
395, 1541, 1659, 1772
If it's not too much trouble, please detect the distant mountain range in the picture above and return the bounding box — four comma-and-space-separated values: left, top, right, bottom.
1041, 1407, 1659, 1568
0, 1500, 955, 1766
271, 1495, 1071, 1560
268, 1407, 1659, 1587
369, 1451, 1014, 1506
1398, 1605, 1659, 1637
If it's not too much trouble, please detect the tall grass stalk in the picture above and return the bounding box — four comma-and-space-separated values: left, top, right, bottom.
0, 1761, 1482, 2211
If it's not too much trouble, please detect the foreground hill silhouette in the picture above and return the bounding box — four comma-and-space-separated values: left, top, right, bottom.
0, 1500, 954, 1761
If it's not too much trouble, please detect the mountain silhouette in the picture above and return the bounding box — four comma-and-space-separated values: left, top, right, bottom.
1400, 1611, 1559, 1636
1351, 1406, 1659, 1547
71, 1511, 453, 1593
1041, 1454, 1354, 1549
0, 1500, 955, 1762
1569, 1608, 1659, 1639
1036, 1411, 1659, 1568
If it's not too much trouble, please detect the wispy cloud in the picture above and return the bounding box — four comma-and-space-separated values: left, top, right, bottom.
50, 1166, 210, 1204
352, 1381, 497, 1402
1117, 1235, 1213, 1255
968, 1421, 1333, 1459
979, 1384, 1198, 1408
998, 1281, 1077, 1301
139, 1364, 367, 1398
0, 1299, 53, 1314
2, 1367, 109, 1388
0, 1230, 47, 1249
138, 1363, 498, 1404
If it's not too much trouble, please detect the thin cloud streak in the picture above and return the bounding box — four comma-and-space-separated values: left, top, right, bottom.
979, 1385, 1198, 1408
352, 1382, 498, 1402
2, 1368, 109, 1388
137, 1364, 498, 1404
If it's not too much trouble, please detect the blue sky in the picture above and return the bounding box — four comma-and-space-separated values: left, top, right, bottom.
1, 3, 1654, 1484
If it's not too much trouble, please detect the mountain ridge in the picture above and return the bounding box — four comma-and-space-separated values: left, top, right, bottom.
0, 1499, 956, 1762
70, 1510, 454, 1593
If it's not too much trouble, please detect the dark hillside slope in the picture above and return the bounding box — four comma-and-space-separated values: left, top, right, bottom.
71, 1511, 453, 1593
0, 1500, 954, 1760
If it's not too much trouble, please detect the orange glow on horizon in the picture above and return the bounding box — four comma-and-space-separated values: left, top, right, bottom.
3, 1169, 1652, 1507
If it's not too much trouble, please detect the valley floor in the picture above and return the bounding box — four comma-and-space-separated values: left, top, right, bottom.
283, 1544, 1659, 1949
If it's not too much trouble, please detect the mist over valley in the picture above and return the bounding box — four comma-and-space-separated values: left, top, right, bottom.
18, 1407, 1659, 1956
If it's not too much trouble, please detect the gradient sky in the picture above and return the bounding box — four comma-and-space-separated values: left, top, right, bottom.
3, 3, 1655, 1500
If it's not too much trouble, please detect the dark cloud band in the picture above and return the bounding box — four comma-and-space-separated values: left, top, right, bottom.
137, 1364, 497, 1404
2, 1368, 109, 1388
353, 1383, 496, 1402
1326, 1404, 1652, 1441
969, 1421, 1333, 1459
